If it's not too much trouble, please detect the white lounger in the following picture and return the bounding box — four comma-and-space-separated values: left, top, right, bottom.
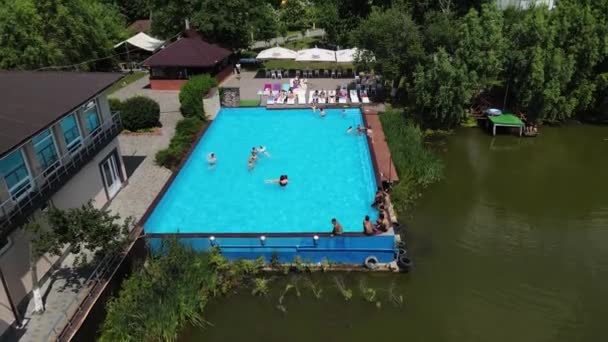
267, 96, 275, 105
350, 90, 360, 103
318, 97, 326, 104
287, 96, 295, 105
328, 90, 336, 104
298, 90, 307, 104
361, 94, 370, 104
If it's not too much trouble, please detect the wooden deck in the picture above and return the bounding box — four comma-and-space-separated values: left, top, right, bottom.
362, 110, 399, 183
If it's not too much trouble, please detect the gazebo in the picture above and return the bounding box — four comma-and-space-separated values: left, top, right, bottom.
488, 113, 524, 136
114, 32, 165, 68
142, 30, 233, 90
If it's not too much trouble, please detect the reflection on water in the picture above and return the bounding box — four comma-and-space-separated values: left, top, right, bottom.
183, 125, 608, 342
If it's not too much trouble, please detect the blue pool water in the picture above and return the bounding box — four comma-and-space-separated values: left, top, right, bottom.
145, 107, 378, 234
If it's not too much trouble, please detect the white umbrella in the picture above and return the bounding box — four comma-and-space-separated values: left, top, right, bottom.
256, 47, 297, 60
336, 48, 362, 63
295, 47, 336, 62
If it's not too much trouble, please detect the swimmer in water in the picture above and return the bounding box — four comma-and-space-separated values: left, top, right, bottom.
252, 147, 258, 155
266, 174, 288, 186
356, 124, 364, 135
342, 108, 347, 116
312, 104, 317, 112
346, 126, 353, 134
258, 145, 271, 157
207, 153, 217, 166
320, 108, 326, 117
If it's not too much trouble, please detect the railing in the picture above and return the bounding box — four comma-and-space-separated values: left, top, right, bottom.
0, 112, 122, 236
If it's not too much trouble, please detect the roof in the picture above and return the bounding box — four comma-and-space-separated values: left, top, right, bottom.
114, 32, 164, 52
489, 114, 524, 126
143, 31, 232, 68
127, 19, 151, 34
0, 71, 124, 157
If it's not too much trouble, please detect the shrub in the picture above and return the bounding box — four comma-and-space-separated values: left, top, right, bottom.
108, 98, 123, 112
120, 96, 160, 131
380, 110, 443, 213
179, 74, 218, 119
155, 117, 204, 169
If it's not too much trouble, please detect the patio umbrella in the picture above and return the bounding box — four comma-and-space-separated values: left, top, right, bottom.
256, 46, 297, 60
336, 48, 358, 63
295, 47, 336, 62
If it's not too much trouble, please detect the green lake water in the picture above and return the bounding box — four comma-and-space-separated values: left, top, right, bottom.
182, 125, 608, 342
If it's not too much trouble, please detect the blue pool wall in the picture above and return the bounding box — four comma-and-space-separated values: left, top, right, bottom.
148, 235, 398, 264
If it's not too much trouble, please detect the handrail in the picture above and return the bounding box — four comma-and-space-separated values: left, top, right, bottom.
0, 112, 122, 234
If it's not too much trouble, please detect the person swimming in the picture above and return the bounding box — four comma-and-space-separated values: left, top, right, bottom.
266, 174, 288, 186
207, 153, 217, 165
320, 108, 326, 117
347, 126, 353, 134
342, 108, 347, 117
258, 145, 271, 157
356, 124, 364, 135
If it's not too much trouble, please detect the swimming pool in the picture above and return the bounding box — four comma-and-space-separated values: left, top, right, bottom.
145, 107, 378, 235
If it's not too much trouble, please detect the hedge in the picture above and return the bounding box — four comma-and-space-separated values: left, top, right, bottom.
179, 74, 217, 120
155, 117, 204, 170
117, 96, 160, 131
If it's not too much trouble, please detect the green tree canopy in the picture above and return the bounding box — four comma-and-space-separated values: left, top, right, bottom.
0, 0, 126, 71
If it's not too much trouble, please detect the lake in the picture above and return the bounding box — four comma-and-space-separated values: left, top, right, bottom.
182, 124, 608, 342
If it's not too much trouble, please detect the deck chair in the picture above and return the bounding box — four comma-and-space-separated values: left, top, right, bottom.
297, 90, 307, 104
360, 90, 370, 104
350, 90, 360, 103
263, 83, 272, 96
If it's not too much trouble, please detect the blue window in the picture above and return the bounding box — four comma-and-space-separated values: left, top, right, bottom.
0, 149, 32, 199
32, 129, 59, 173
60, 113, 82, 154
84, 101, 101, 134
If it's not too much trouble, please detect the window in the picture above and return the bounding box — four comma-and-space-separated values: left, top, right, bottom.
32, 129, 60, 174
0, 149, 32, 200
84, 100, 101, 135
60, 113, 82, 154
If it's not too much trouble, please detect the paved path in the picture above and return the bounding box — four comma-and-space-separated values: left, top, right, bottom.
363, 111, 399, 183
251, 29, 325, 49
14, 75, 180, 342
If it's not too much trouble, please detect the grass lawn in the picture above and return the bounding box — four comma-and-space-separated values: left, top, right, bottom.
263, 60, 354, 71
239, 99, 261, 107
284, 36, 320, 50
108, 71, 147, 94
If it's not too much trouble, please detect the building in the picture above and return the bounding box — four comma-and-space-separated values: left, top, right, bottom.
143, 30, 233, 90
497, 0, 555, 10
0, 71, 126, 332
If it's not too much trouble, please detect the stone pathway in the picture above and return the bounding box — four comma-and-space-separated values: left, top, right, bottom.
13, 75, 180, 342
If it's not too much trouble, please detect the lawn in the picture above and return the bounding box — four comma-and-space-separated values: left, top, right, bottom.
239, 99, 260, 107
108, 71, 147, 94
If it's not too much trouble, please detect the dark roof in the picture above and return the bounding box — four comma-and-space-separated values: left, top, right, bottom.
127, 19, 151, 34
143, 31, 232, 68
0, 71, 123, 157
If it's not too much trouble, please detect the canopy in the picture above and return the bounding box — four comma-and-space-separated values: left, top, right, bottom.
489, 114, 524, 127
256, 47, 297, 60
295, 48, 336, 62
336, 48, 360, 63
114, 32, 164, 52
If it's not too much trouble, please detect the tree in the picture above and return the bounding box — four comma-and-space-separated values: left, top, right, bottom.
311, 1, 341, 44
251, 3, 279, 44
455, 4, 506, 95
422, 10, 460, 54
279, 0, 311, 31
101, 0, 150, 22
0, 0, 127, 71
353, 6, 424, 82
150, 0, 199, 39
24, 203, 132, 312
410, 48, 474, 128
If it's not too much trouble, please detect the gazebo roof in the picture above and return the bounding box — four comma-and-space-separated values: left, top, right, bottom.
143, 31, 232, 68
114, 32, 164, 52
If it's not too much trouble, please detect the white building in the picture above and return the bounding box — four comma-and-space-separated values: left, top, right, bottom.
0, 71, 126, 334
497, 0, 555, 10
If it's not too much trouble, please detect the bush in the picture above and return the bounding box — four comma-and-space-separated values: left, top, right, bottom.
380, 110, 443, 213
179, 74, 218, 119
120, 96, 160, 131
108, 98, 123, 112
155, 117, 204, 169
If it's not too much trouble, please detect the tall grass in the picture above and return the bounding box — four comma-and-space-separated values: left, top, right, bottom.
380, 110, 443, 213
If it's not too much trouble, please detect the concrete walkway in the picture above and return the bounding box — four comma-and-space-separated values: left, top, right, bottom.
13, 75, 180, 342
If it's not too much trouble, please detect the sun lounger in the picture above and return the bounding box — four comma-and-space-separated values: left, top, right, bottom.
360, 90, 370, 104
263, 83, 271, 96
267, 96, 275, 105
309, 91, 316, 104
297, 90, 306, 104
350, 90, 360, 103
318, 97, 326, 104
328, 90, 336, 104
273, 83, 281, 94
282, 83, 290, 92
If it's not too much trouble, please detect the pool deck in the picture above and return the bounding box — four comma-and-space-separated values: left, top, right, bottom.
362, 109, 399, 183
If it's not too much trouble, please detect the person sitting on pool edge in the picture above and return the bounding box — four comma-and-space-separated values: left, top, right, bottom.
331, 218, 343, 236
371, 187, 385, 208
363, 215, 376, 235
266, 174, 288, 186
375, 213, 388, 233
